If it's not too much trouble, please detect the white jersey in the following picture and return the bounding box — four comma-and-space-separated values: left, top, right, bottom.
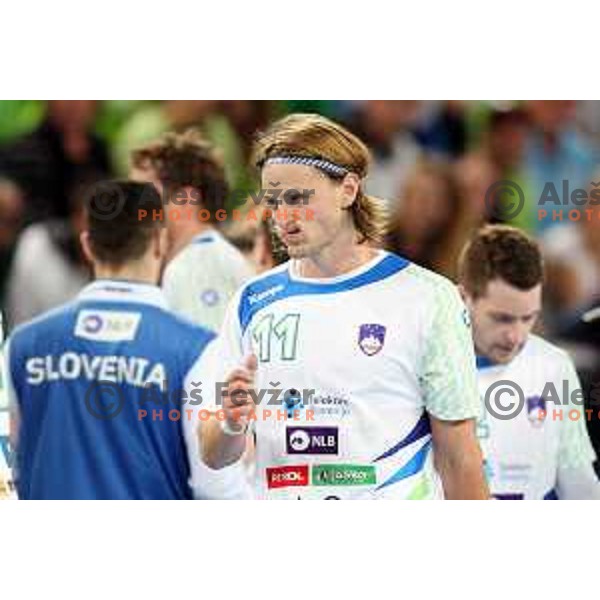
192, 250, 480, 499
476, 335, 599, 499
162, 229, 254, 333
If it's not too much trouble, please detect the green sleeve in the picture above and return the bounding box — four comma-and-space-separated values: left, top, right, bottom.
420, 280, 480, 421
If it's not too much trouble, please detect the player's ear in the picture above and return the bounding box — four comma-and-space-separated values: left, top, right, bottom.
458, 284, 474, 309
340, 173, 360, 209
79, 231, 95, 265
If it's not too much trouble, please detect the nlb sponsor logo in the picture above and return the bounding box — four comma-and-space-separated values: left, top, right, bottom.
75, 310, 141, 342
266, 465, 309, 489
286, 426, 338, 455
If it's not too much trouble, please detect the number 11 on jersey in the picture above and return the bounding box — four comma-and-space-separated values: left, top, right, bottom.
252, 313, 301, 362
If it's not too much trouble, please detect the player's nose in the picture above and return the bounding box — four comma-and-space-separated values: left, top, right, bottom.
506, 325, 525, 348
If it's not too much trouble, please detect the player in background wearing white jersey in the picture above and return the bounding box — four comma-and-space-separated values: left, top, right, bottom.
458, 225, 600, 499
194, 114, 489, 499
131, 129, 253, 333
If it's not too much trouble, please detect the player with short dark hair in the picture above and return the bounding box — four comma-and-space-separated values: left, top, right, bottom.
459, 224, 544, 302
459, 224, 600, 499
5, 180, 249, 499
131, 129, 253, 333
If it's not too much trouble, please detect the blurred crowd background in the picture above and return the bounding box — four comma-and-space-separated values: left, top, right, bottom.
2, 100, 600, 354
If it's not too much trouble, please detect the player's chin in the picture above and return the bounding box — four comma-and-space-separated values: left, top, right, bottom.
285, 243, 309, 258
492, 348, 519, 364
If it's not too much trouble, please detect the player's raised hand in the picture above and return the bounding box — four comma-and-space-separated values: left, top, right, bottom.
221, 354, 258, 433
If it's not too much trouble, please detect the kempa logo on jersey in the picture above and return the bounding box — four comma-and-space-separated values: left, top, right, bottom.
286, 426, 339, 455
266, 465, 309, 489
312, 465, 376, 486
75, 310, 141, 342
248, 284, 285, 306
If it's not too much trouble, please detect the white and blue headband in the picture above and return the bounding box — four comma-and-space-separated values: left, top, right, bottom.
263, 155, 349, 178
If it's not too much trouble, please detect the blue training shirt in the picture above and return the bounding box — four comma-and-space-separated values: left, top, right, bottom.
6, 280, 214, 500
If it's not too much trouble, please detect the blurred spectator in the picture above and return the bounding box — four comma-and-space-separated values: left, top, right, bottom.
541, 199, 600, 323
485, 108, 528, 178
386, 160, 479, 280
0, 101, 110, 223
454, 146, 499, 228
456, 107, 531, 229
414, 101, 469, 158
575, 100, 600, 154
114, 101, 249, 192
95, 100, 148, 145
5, 176, 93, 327
221, 101, 274, 161
344, 101, 422, 204
0, 178, 25, 309
523, 101, 598, 234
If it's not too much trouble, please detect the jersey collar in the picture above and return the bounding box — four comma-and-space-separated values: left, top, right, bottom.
191, 229, 218, 245
78, 279, 168, 309
476, 355, 497, 370
288, 250, 388, 284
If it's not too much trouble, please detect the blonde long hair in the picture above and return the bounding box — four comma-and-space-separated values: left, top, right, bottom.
252, 113, 387, 246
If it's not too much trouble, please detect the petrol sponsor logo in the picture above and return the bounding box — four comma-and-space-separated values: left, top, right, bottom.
266, 465, 309, 489
75, 310, 141, 342
312, 464, 376, 487
286, 426, 338, 455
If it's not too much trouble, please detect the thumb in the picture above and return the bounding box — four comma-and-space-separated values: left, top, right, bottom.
243, 353, 258, 373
